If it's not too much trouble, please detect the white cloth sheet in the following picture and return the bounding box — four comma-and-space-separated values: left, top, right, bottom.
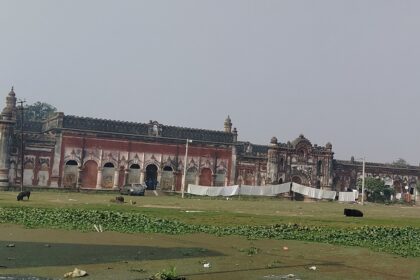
187, 183, 290, 197
338, 191, 357, 202
292, 183, 337, 200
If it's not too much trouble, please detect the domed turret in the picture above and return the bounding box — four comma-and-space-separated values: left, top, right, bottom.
224, 115, 232, 133
270, 136, 278, 145
326, 142, 332, 150
1, 87, 17, 120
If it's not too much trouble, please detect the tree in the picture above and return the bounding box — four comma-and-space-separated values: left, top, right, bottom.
357, 177, 395, 203
23, 102, 57, 121
392, 158, 409, 167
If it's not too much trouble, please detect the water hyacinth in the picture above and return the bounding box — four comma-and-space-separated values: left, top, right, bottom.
0, 207, 419, 257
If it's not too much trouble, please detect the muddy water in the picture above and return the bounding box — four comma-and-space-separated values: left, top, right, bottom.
1, 241, 220, 268
0, 277, 52, 280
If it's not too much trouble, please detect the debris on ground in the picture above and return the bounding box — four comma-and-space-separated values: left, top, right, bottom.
203, 262, 211, 268
64, 268, 88, 278
263, 274, 299, 279
6, 243, 15, 247
93, 224, 103, 232
309, 266, 317, 270
283, 246, 289, 251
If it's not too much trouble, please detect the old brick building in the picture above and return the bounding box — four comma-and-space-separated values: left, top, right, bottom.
1, 88, 419, 195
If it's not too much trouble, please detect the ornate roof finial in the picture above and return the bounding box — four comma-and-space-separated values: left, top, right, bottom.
224, 115, 232, 133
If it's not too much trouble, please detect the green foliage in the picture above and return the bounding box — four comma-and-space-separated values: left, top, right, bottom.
266, 260, 282, 269
1, 207, 420, 257
357, 177, 395, 203
392, 158, 409, 167
24, 101, 57, 121
239, 246, 260, 256
150, 266, 185, 280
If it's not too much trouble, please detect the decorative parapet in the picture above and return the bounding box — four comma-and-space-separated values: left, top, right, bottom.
335, 160, 420, 172
52, 115, 235, 144
161, 125, 234, 143
62, 115, 149, 135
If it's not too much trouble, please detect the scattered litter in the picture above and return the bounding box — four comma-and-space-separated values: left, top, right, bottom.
185, 210, 204, 213
263, 274, 299, 279
6, 243, 15, 248
283, 246, 289, 251
68, 199, 77, 201
64, 268, 88, 278
309, 266, 317, 271
93, 224, 103, 232
203, 262, 211, 268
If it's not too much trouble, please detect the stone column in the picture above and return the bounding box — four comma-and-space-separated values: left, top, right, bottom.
157, 171, 162, 189
75, 167, 82, 190
123, 169, 129, 186
140, 170, 145, 184
96, 168, 103, 189
0, 121, 13, 189
113, 169, 119, 189
50, 133, 63, 187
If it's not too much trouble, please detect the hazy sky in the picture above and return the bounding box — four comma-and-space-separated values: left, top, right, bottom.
1, 1, 419, 165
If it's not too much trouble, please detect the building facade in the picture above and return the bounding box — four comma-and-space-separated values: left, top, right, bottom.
1, 89, 419, 195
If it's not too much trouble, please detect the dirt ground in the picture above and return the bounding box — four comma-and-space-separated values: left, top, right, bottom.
0, 224, 419, 280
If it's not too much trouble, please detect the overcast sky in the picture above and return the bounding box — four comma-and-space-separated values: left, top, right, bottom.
1, 1, 419, 165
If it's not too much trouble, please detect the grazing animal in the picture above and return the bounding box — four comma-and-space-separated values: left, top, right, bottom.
115, 196, 124, 203
17, 191, 31, 201
344, 208, 363, 217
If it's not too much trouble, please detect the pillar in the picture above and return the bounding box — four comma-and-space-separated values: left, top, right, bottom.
0, 120, 14, 189
157, 171, 162, 189
140, 170, 145, 184
113, 169, 119, 189
96, 168, 103, 189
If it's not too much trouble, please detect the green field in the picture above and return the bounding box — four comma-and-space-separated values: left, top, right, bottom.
0, 190, 419, 280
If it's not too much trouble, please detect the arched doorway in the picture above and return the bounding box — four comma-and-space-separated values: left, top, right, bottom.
215, 169, 226, 186
185, 167, 197, 188
161, 166, 174, 190
82, 160, 98, 188
199, 168, 212, 186
292, 176, 304, 201
278, 178, 283, 184
8, 162, 16, 185
244, 170, 254, 185
128, 164, 140, 184
63, 160, 78, 188
102, 162, 115, 188
23, 161, 34, 186
145, 164, 158, 190
292, 176, 302, 184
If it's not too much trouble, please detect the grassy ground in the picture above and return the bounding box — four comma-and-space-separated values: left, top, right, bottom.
1, 190, 419, 228
0, 190, 419, 280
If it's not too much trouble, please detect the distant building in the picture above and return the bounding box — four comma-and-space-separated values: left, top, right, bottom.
0, 88, 419, 196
